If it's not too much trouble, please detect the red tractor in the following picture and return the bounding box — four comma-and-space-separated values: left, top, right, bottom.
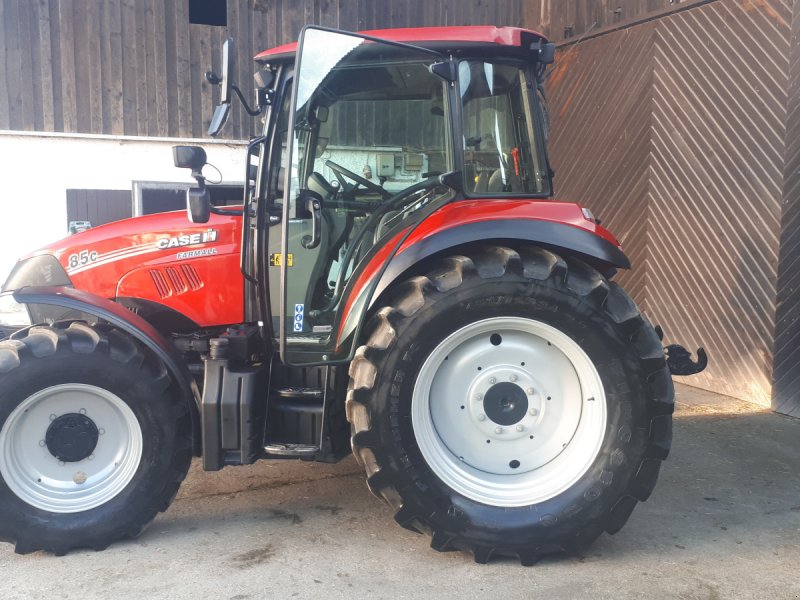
0, 26, 705, 563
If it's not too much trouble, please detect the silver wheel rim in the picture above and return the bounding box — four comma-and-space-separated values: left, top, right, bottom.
412, 317, 607, 507
0, 383, 143, 513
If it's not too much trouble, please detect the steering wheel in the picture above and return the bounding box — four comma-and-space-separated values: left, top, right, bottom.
325, 160, 391, 200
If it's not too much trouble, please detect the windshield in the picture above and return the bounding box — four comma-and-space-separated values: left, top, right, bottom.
459, 61, 549, 195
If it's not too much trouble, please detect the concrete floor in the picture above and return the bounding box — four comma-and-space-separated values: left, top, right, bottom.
1, 384, 798, 600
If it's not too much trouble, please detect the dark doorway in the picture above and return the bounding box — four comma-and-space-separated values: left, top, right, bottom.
66, 189, 132, 232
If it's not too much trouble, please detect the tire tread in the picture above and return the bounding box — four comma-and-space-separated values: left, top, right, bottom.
347, 245, 674, 564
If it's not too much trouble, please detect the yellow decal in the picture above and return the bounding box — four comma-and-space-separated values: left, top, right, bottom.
269, 253, 293, 267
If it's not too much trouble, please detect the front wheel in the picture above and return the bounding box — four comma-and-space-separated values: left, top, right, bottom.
347, 246, 674, 564
0, 323, 192, 554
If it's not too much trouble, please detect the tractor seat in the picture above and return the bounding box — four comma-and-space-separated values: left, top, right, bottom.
307, 172, 337, 198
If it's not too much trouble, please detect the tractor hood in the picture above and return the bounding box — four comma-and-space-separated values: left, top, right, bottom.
4, 209, 245, 328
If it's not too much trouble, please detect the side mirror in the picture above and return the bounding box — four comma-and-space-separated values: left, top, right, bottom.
173, 145, 207, 176
220, 38, 236, 104
206, 38, 236, 137
538, 42, 556, 65
187, 185, 211, 224
173, 145, 211, 223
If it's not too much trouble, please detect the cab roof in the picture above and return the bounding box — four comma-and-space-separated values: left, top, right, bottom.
254, 26, 548, 63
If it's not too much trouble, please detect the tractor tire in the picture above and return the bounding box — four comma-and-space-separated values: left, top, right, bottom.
347, 246, 673, 564
0, 322, 192, 555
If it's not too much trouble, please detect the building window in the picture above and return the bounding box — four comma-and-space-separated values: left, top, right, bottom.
133, 182, 243, 216
189, 0, 227, 27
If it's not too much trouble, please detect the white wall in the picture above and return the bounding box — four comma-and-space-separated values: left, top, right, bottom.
0, 131, 246, 281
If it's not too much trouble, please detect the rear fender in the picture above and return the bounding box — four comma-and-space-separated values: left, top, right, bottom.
339, 210, 631, 345
13, 286, 202, 453
371, 219, 630, 303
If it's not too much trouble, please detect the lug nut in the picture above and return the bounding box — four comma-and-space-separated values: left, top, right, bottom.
516, 424, 524, 432
509, 374, 518, 382
79, 408, 87, 415
475, 393, 483, 401
489, 377, 497, 385
99, 428, 105, 435
38, 440, 46, 447
526, 388, 535, 395
58, 461, 65, 467
495, 426, 503, 434
50, 414, 57, 421
477, 414, 486, 421
529, 408, 538, 416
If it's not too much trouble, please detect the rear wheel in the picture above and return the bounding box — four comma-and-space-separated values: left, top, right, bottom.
0, 322, 192, 554
347, 246, 673, 564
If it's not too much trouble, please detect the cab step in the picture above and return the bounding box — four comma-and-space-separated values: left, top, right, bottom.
275, 387, 324, 399
263, 443, 319, 457
265, 385, 324, 457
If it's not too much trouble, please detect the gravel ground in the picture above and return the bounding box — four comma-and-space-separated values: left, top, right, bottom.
1, 383, 798, 600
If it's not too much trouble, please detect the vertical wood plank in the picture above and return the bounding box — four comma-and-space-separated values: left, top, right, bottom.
4, 0, 23, 129
132, 0, 149, 134
59, 0, 81, 132
17, 0, 36, 129
28, 0, 45, 130
0, 1, 8, 129
120, 0, 138, 134
151, 0, 169, 136
174, 0, 193, 137
82, 0, 105, 133
230, 0, 245, 139
142, 0, 158, 135
164, 0, 180, 136
188, 25, 204, 136
35, 0, 56, 130
106, 1, 124, 135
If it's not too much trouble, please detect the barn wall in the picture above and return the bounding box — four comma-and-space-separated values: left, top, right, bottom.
545, 24, 656, 305
545, 0, 794, 408
0, 0, 524, 140
773, 0, 800, 417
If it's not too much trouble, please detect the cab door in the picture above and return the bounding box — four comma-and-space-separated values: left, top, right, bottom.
277, 27, 452, 365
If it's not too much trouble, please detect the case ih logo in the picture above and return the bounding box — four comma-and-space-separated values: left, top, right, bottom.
157, 229, 218, 250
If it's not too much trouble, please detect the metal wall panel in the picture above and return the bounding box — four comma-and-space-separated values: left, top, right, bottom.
0, 0, 524, 139
546, 0, 794, 407
773, 0, 800, 416
647, 0, 790, 406
545, 25, 656, 305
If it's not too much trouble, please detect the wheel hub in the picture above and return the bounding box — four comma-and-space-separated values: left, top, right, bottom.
483, 382, 528, 425
45, 413, 99, 463
467, 366, 542, 442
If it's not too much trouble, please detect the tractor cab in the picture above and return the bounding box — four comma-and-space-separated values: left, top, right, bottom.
190, 26, 556, 365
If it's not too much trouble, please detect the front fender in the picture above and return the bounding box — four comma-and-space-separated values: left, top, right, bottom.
12, 286, 201, 446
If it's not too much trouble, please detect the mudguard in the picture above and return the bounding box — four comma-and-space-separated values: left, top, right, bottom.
338, 200, 631, 345
12, 286, 202, 450
370, 218, 630, 304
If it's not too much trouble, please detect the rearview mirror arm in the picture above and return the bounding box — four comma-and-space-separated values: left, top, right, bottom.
231, 84, 264, 117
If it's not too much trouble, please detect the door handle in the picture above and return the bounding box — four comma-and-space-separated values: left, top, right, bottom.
301, 196, 322, 249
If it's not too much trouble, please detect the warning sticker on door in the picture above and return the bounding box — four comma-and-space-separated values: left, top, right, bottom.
293, 303, 304, 332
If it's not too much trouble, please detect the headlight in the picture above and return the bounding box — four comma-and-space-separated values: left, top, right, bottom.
0, 293, 32, 327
